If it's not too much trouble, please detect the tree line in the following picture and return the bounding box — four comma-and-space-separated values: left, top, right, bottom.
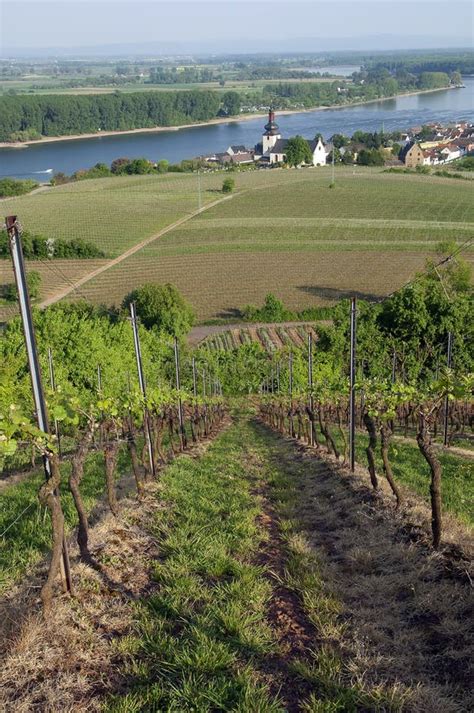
0, 89, 222, 142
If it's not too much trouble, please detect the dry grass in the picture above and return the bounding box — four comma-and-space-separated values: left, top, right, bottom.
260, 424, 474, 712
0, 483, 163, 712
0, 429, 224, 713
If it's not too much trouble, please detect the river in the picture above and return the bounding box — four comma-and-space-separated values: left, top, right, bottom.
1, 76, 473, 179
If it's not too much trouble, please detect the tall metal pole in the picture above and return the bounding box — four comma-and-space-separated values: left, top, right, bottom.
349, 297, 357, 472
391, 348, 397, 383
192, 357, 197, 398
289, 351, 294, 437
443, 331, 453, 447
197, 170, 202, 211
308, 333, 314, 446
129, 302, 156, 477
6, 216, 72, 593
48, 347, 62, 457
174, 337, 187, 449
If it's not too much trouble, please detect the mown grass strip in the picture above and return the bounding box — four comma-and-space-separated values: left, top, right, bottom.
107, 422, 283, 711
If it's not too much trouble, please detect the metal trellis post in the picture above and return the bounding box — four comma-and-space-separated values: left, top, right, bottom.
308, 332, 314, 446
174, 337, 187, 449
192, 357, 197, 397
443, 331, 453, 447
6, 216, 73, 594
129, 301, 156, 477
349, 297, 357, 472
48, 347, 62, 457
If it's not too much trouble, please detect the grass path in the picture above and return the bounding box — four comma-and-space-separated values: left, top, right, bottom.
1, 413, 472, 711
107, 414, 472, 712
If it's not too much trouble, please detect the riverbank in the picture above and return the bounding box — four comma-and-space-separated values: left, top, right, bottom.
0, 85, 458, 150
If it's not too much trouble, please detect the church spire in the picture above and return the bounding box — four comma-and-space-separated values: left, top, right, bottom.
264, 108, 279, 136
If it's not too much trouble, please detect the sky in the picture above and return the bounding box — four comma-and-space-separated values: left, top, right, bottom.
0, 0, 472, 54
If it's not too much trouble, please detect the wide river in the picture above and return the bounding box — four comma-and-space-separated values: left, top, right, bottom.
1, 76, 473, 179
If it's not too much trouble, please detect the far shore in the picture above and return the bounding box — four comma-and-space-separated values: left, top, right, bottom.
0, 85, 458, 150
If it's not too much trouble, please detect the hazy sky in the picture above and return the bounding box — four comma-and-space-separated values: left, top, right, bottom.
1, 0, 472, 52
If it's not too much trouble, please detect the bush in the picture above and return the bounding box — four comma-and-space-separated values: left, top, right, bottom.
0, 230, 106, 260
122, 283, 195, 337
222, 177, 235, 193
242, 293, 294, 322
2, 271, 41, 302
0, 178, 38, 197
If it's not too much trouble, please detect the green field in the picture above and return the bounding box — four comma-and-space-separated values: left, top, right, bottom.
3, 167, 473, 320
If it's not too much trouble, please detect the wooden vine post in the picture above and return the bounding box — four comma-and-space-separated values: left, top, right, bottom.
6, 215, 73, 613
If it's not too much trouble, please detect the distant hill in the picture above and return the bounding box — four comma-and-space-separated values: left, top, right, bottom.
2, 37, 472, 59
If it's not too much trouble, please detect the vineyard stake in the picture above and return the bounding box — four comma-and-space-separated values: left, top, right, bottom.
6, 216, 73, 594
192, 357, 197, 397
129, 302, 156, 477
289, 351, 294, 437
391, 348, 397, 383
308, 333, 314, 446
48, 347, 62, 457
276, 362, 280, 393
443, 331, 453, 447
174, 338, 187, 449
349, 297, 357, 472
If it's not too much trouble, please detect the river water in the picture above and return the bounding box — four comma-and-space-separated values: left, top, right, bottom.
1, 76, 473, 179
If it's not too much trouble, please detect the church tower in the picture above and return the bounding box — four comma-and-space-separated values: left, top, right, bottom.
262, 109, 281, 153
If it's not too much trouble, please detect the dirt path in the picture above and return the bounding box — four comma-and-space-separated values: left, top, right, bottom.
255, 420, 473, 713
39, 193, 234, 308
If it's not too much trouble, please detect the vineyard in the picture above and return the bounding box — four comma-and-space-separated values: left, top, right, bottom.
2, 167, 473, 322
200, 322, 320, 351
1, 181, 473, 711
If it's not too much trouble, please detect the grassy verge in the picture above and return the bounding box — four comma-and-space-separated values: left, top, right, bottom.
336, 429, 473, 526
107, 415, 408, 711
0, 447, 131, 594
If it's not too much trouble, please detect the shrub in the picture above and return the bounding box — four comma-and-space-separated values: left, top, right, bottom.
0, 178, 38, 197
222, 177, 235, 193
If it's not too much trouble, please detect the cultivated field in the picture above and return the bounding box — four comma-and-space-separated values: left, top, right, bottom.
3, 167, 473, 319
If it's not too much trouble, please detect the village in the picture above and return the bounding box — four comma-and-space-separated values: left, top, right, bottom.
203, 110, 474, 169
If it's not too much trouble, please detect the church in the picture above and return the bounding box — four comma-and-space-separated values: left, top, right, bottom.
254, 110, 330, 166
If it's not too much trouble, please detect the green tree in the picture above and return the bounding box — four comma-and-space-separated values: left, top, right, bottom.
221, 91, 241, 115
285, 135, 313, 166
356, 148, 385, 166
157, 159, 169, 174
222, 177, 235, 193
122, 283, 195, 337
